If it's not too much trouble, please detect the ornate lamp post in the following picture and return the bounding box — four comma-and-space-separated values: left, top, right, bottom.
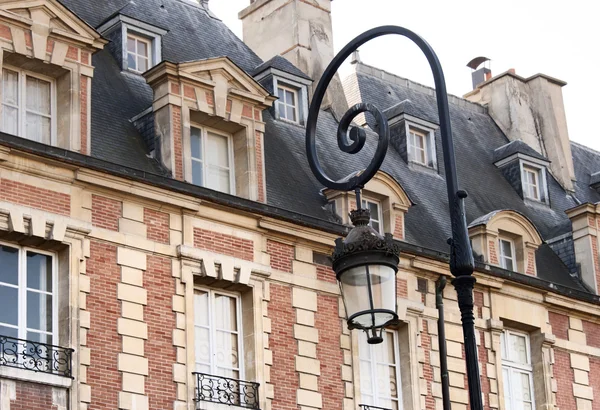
305, 26, 482, 410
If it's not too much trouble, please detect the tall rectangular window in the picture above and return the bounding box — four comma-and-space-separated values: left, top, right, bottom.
498, 238, 515, 271
359, 329, 402, 409
502, 330, 534, 410
276, 85, 299, 123
1, 67, 53, 144
0, 244, 56, 344
194, 289, 243, 379
127, 33, 152, 73
190, 127, 234, 194
407, 127, 428, 165
522, 165, 540, 201
362, 199, 382, 234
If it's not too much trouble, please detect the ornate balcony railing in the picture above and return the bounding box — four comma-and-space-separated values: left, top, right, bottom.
359, 405, 393, 410
193, 372, 260, 409
0, 335, 73, 378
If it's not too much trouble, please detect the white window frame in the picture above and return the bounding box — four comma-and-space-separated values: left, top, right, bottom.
520, 161, 548, 203
405, 123, 437, 169
362, 198, 383, 234
276, 83, 299, 124
193, 287, 245, 379
498, 238, 516, 271
407, 127, 428, 165
0, 242, 58, 346
1, 66, 57, 145
190, 125, 236, 195
126, 32, 152, 73
358, 328, 403, 409
501, 330, 535, 410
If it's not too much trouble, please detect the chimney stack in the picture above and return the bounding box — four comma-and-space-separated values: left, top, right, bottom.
467, 56, 491, 89
239, 0, 348, 117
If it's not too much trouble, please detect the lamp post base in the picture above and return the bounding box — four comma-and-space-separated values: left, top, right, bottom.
452, 275, 484, 410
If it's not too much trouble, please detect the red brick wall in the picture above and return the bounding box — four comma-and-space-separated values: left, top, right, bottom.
554, 349, 576, 410
592, 236, 600, 295
0, 179, 70, 215
549, 311, 569, 340
421, 320, 436, 410
144, 208, 170, 244
315, 262, 336, 283
590, 357, 600, 410
316, 295, 344, 409
584, 320, 600, 349
267, 240, 294, 272
145, 254, 177, 409
269, 284, 299, 410
87, 241, 121, 409
80, 75, 88, 155
193, 228, 253, 261
0, 24, 11, 40
256, 131, 265, 203
66, 46, 79, 61
397, 278, 408, 299
474, 291, 484, 318
478, 332, 491, 410
91, 194, 122, 231
172, 106, 183, 181
489, 240, 499, 265
393, 214, 404, 240
9, 381, 59, 410
525, 250, 536, 276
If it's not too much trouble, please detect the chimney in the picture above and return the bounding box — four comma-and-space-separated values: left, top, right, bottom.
239, 0, 348, 117
199, 0, 209, 8
467, 56, 491, 89
465, 67, 576, 192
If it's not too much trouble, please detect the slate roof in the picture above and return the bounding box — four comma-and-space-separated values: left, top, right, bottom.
252, 56, 312, 81
46, 0, 600, 295
493, 140, 549, 163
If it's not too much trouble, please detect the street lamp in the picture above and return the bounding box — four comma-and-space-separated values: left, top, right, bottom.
305, 26, 482, 410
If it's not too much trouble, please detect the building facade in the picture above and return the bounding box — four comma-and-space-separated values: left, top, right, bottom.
0, 0, 598, 410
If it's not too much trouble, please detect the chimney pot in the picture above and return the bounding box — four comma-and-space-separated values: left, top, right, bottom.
351, 50, 362, 65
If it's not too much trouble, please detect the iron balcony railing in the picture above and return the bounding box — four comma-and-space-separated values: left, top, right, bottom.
193, 372, 260, 409
359, 405, 393, 410
0, 335, 73, 378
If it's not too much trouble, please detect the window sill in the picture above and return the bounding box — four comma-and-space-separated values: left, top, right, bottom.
0, 367, 72, 388
276, 117, 304, 127
523, 197, 550, 208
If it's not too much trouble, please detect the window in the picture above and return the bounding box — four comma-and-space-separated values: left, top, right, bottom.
362, 199, 383, 234
407, 127, 428, 165
522, 165, 540, 201
1, 67, 54, 144
358, 329, 402, 410
498, 238, 515, 271
194, 289, 243, 380
190, 126, 234, 194
502, 330, 534, 410
0, 244, 56, 344
276, 84, 299, 123
127, 33, 152, 73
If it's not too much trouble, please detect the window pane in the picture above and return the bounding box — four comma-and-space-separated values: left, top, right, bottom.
0, 245, 19, 285
368, 202, 379, 221
26, 113, 51, 144
384, 331, 396, 364
137, 40, 148, 57
26, 77, 51, 115
0, 285, 18, 326
27, 291, 53, 333
286, 106, 295, 122
518, 372, 532, 402
501, 240, 513, 258
217, 367, 239, 380
371, 221, 380, 233
376, 364, 394, 398
206, 133, 229, 167
503, 367, 511, 408
0, 325, 18, 339
277, 87, 284, 100
137, 56, 148, 72
277, 101, 287, 119
285, 90, 295, 105
214, 294, 237, 331
194, 290, 209, 327
2, 69, 18, 106
510, 333, 528, 364
359, 359, 373, 395
27, 252, 52, 292
127, 36, 136, 53
192, 161, 203, 186
127, 53, 137, 70
503, 257, 514, 272
206, 166, 231, 193
194, 326, 211, 364
191, 129, 202, 160
215, 330, 239, 369
2, 106, 18, 135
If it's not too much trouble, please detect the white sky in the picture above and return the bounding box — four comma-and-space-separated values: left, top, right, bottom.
210, 0, 600, 151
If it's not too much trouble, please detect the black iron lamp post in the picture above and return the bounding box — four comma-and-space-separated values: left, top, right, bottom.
305, 26, 482, 410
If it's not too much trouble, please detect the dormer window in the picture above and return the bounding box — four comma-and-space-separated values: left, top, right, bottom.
498, 238, 516, 271
1, 67, 55, 144
405, 124, 436, 169
276, 84, 299, 123
190, 126, 235, 194
362, 199, 383, 234
127, 33, 152, 73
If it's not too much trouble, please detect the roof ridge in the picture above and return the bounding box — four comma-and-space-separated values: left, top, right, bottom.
571, 140, 600, 156
354, 62, 487, 114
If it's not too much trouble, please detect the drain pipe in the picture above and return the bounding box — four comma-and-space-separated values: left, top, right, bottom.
436, 276, 452, 410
